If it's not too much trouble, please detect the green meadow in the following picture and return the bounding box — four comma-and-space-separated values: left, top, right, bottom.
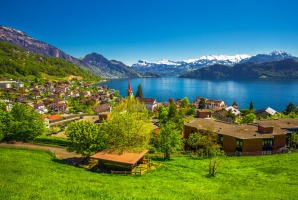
1, 147, 297, 200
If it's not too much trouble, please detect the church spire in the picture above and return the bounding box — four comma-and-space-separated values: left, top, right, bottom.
126, 78, 133, 97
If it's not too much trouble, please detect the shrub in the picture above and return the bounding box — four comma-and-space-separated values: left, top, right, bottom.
32, 135, 70, 147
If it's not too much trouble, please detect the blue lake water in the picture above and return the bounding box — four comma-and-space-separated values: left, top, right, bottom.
99, 78, 298, 112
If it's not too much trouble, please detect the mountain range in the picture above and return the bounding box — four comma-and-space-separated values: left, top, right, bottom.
1, 25, 298, 79
0, 25, 141, 78
179, 59, 298, 79
132, 51, 297, 77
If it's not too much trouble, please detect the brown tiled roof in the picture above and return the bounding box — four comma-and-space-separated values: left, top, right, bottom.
92, 104, 111, 114
137, 98, 156, 104
256, 119, 298, 133
197, 109, 212, 113
91, 149, 148, 165
185, 118, 298, 139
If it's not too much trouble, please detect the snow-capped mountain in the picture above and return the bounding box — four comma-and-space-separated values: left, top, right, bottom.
132, 52, 297, 77
240, 51, 296, 63
132, 54, 251, 77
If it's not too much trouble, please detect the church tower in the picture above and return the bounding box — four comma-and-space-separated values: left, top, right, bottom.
126, 78, 133, 97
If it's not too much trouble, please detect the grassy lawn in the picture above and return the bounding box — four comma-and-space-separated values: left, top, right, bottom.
1, 147, 298, 199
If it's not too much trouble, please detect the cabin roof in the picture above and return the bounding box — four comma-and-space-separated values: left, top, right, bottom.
91, 149, 148, 165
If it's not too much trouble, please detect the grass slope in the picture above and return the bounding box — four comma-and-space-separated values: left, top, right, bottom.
1, 147, 298, 199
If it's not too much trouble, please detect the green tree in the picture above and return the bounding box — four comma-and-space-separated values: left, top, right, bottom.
168, 103, 178, 119
187, 106, 196, 115
187, 130, 222, 158
181, 97, 190, 108
7, 103, 46, 141
66, 121, 107, 158
198, 98, 206, 109
283, 102, 296, 115
158, 105, 169, 123
158, 121, 182, 159
102, 97, 152, 152
0, 105, 13, 141
135, 84, 143, 98
226, 109, 236, 121
249, 101, 254, 111
240, 113, 256, 124
290, 132, 298, 149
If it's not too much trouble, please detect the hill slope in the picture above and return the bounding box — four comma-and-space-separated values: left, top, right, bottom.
82, 53, 141, 78
0, 41, 100, 80
179, 59, 298, 79
1, 147, 298, 199
0, 25, 140, 78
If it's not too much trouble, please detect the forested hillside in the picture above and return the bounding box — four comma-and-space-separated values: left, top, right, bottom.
0, 42, 100, 81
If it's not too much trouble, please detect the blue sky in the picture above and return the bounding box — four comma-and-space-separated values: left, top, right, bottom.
1, 0, 298, 65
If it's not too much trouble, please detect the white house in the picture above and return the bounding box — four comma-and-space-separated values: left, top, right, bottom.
225, 106, 240, 116
137, 98, 157, 112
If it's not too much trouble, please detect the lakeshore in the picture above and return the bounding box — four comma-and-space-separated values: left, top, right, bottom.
99, 78, 298, 111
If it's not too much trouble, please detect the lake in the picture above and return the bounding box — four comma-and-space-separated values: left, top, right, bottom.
99, 78, 298, 112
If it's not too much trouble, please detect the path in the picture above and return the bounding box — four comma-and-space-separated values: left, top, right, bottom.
0, 142, 81, 159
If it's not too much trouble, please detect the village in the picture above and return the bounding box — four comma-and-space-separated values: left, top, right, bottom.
1, 78, 298, 161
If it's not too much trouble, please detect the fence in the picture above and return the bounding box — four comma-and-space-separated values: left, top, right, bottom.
111, 170, 141, 176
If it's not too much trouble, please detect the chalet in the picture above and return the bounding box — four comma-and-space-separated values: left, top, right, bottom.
197, 109, 212, 118
184, 118, 298, 156
137, 98, 157, 112
93, 104, 111, 122
224, 106, 240, 116
70, 90, 80, 98
0, 81, 15, 88
254, 107, 277, 119
194, 97, 226, 110
34, 102, 48, 114
13, 82, 24, 88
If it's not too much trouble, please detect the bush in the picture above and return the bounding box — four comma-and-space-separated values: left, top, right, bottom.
32, 135, 70, 147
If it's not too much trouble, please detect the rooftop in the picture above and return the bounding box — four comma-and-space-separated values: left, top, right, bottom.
185, 118, 298, 139
91, 149, 148, 165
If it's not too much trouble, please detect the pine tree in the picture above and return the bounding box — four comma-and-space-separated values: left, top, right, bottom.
198, 98, 206, 109
249, 101, 254, 111
135, 84, 143, 98
283, 102, 296, 115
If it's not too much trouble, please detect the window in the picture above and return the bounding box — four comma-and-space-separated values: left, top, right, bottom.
236, 139, 242, 147
262, 139, 273, 146
218, 134, 223, 145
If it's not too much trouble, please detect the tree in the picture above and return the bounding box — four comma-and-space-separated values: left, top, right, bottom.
158, 105, 169, 123
66, 121, 107, 158
181, 97, 190, 108
102, 97, 152, 152
240, 113, 256, 124
158, 121, 182, 159
135, 84, 143, 98
186, 130, 222, 158
6, 103, 46, 141
226, 109, 236, 121
168, 103, 178, 119
283, 102, 296, 115
249, 101, 254, 111
232, 101, 238, 107
198, 98, 206, 109
290, 132, 298, 149
0, 105, 13, 141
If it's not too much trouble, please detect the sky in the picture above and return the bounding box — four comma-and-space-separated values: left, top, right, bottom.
1, 0, 298, 65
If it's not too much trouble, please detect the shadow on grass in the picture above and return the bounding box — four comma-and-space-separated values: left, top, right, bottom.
52, 157, 85, 167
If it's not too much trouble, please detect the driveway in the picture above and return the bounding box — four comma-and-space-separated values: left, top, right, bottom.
0, 142, 81, 159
